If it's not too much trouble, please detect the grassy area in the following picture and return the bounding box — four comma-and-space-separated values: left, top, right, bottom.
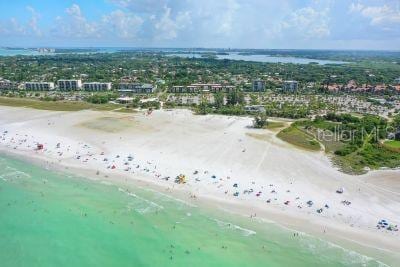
113, 107, 138, 113
264, 121, 286, 130
277, 126, 321, 151
314, 134, 344, 153
334, 143, 400, 174
93, 104, 124, 111
297, 115, 400, 174
292, 120, 344, 153
301, 127, 344, 153
0, 97, 121, 112
383, 140, 400, 152
353, 60, 400, 71
246, 133, 272, 142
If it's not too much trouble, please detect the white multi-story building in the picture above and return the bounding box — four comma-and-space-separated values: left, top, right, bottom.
25, 82, 55, 91
252, 80, 266, 92
0, 78, 15, 90
58, 80, 82, 90
119, 83, 154, 94
282, 80, 298, 92
169, 83, 235, 93
82, 82, 112, 91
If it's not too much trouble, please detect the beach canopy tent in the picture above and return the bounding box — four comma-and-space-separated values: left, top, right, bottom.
140, 97, 158, 103
117, 97, 133, 104
175, 174, 186, 184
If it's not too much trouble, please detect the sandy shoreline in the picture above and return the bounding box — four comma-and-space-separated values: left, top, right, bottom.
0, 105, 399, 265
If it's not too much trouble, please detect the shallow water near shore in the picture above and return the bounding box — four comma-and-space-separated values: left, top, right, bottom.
0, 154, 387, 267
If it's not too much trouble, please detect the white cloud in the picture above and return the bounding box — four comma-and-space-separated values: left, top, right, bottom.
349, 2, 364, 13
58, 4, 100, 38
215, 0, 240, 36
110, 0, 169, 13
102, 10, 143, 39
26, 6, 42, 37
111, 0, 241, 39
349, 2, 400, 28
9, 18, 26, 35
0, 6, 42, 37
52, 4, 144, 40
0, 0, 398, 49
154, 7, 191, 40
274, 7, 330, 39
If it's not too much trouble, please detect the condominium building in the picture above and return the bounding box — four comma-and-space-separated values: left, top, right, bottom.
252, 80, 266, 92
282, 80, 299, 92
169, 83, 235, 93
58, 79, 82, 90
82, 82, 112, 91
25, 82, 55, 91
118, 83, 154, 94
0, 78, 15, 90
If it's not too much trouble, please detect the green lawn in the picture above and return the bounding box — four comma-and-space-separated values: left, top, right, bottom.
264, 121, 286, 130
334, 143, 400, 174
278, 118, 400, 174
383, 140, 400, 152
277, 126, 321, 151
0, 97, 122, 112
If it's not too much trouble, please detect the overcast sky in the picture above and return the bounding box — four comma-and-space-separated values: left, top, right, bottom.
0, 0, 399, 50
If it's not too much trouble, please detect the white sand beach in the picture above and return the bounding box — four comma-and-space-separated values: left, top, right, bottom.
0, 106, 399, 264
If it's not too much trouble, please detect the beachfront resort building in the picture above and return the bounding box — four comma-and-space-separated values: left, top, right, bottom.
396, 131, 400, 141
82, 82, 112, 91
395, 77, 400, 85
0, 78, 16, 90
57, 80, 82, 90
25, 82, 55, 91
282, 80, 299, 92
252, 80, 266, 92
169, 83, 235, 93
118, 83, 154, 94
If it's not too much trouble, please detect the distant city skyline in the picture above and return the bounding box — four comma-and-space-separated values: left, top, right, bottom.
0, 0, 399, 50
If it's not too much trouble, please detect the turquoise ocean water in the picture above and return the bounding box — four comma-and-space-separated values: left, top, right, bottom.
0, 154, 386, 267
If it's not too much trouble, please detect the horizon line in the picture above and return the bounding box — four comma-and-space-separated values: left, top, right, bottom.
1, 46, 400, 53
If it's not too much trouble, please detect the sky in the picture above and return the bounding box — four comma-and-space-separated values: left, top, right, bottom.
0, 0, 399, 50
